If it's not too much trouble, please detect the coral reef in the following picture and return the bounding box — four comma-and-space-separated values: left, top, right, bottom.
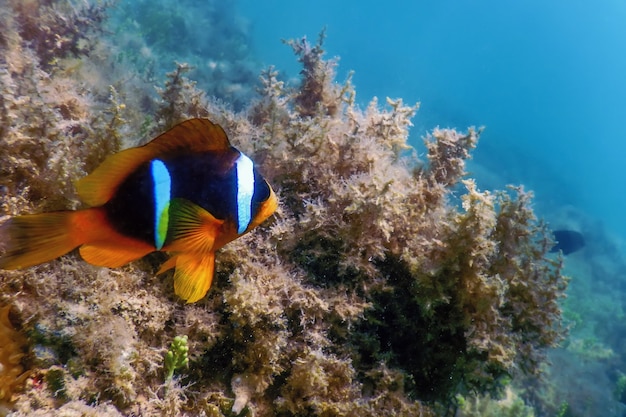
0, 1, 568, 416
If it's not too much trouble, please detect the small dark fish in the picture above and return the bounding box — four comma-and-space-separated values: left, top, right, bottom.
0, 118, 278, 303
550, 230, 585, 255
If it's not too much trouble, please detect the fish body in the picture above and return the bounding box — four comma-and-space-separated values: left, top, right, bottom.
0, 118, 277, 302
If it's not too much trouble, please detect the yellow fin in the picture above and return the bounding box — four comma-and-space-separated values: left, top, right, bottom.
173, 252, 216, 303
76, 118, 232, 207
164, 198, 224, 253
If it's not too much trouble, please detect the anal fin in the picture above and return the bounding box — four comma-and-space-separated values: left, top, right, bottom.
157, 255, 178, 275
79, 242, 154, 268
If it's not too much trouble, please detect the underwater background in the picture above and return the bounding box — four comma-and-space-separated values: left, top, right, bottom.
239, 1, 626, 414
240, 0, 626, 239
0, 0, 625, 416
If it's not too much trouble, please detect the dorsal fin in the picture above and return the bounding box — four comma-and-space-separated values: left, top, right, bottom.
147, 118, 231, 153
76, 118, 231, 207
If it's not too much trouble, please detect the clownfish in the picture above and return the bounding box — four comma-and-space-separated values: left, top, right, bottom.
0, 118, 278, 302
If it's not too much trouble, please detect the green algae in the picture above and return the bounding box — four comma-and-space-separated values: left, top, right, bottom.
164, 335, 189, 383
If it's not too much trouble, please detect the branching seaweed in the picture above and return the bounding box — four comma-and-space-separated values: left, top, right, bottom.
0, 5, 567, 416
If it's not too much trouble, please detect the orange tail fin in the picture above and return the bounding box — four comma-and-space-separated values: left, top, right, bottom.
0, 211, 87, 270
0, 208, 154, 270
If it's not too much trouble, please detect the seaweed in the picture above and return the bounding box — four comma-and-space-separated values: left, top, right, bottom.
0, 2, 567, 415
0, 305, 29, 414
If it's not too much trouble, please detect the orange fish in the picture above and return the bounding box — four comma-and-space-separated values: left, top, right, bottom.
0, 118, 278, 302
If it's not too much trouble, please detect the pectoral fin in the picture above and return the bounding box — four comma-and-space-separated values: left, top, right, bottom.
164, 198, 224, 253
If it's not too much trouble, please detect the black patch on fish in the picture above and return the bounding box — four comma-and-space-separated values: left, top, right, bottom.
104, 162, 156, 245
251, 168, 271, 213
550, 230, 585, 255
165, 150, 272, 226
165, 150, 240, 222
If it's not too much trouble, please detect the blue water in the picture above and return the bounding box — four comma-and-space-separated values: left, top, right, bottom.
238, 0, 626, 249
232, 1, 626, 415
